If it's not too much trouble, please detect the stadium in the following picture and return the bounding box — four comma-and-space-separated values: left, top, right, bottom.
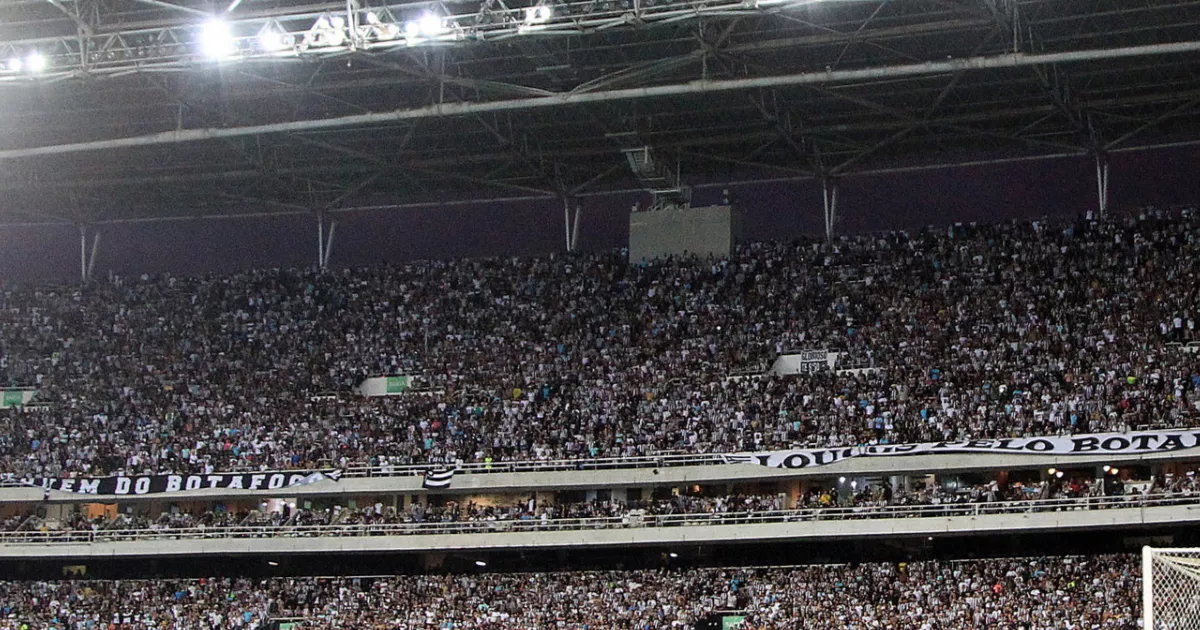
2, 0, 1200, 627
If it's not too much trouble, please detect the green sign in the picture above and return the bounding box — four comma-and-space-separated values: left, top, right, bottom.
279, 623, 300, 630
1, 390, 30, 409
722, 616, 746, 630
385, 376, 412, 394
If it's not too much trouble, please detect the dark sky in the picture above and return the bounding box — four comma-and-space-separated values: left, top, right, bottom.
2, 145, 1198, 283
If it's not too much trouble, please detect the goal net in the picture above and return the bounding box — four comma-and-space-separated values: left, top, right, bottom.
1145, 547, 1200, 629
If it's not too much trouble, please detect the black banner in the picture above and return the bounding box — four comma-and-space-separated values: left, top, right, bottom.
6, 470, 342, 496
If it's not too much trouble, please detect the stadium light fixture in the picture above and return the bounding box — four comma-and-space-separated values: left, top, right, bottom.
475, 560, 487, 567
669, 552, 679, 558
418, 12, 446, 36
378, 23, 401, 40
24, 52, 47, 73
8, 57, 23, 73
1055, 471, 1064, 478
1047, 468, 1056, 475
363, 9, 402, 41
302, 14, 348, 48
1103, 465, 1111, 472
199, 19, 238, 60
257, 23, 293, 52
525, 4, 552, 24
838, 476, 846, 483
327, 16, 347, 46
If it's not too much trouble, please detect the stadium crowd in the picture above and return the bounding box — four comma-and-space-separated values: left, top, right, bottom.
0, 555, 1139, 629
1, 208, 1198, 478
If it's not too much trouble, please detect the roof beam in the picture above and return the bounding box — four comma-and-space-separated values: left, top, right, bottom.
128, 0, 211, 18
4, 38, 1200, 161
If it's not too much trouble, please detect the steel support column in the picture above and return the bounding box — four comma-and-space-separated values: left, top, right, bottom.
78, 224, 86, 282
323, 220, 337, 268
1094, 153, 1110, 218
316, 213, 337, 268
86, 231, 100, 281
571, 203, 582, 252
317, 216, 325, 268
822, 178, 839, 242
562, 197, 573, 252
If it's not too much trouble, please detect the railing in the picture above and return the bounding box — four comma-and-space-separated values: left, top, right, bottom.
4, 493, 1197, 545
335, 452, 729, 479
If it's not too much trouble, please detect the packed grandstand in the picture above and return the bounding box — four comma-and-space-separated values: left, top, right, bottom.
4, 0, 1200, 625
1, 208, 1197, 479
0, 555, 1142, 629
0, 207, 1196, 628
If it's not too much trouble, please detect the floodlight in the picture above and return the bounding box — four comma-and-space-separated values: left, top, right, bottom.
403, 21, 420, 38
258, 25, 292, 52
199, 19, 237, 59
1047, 468, 1056, 475
418, 12, 445, 36
366, 11, 380, 24
475, 560, 487, 567
8, 58, 22, 72
24, 52, 46, 73
838, 476, 846, 483
668, 552, 679, 558
1056, 471, 1064, 478
378, 23, 401, 40
1103, 465, 1111, 472
525, 5, 552, 23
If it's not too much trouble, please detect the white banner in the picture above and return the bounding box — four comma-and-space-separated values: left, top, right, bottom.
769, 350, 838, 376
722, 429, 1200, 469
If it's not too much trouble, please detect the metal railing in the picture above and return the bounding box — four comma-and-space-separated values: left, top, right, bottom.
336, 452, 728, 479
4, 493, 1197, 545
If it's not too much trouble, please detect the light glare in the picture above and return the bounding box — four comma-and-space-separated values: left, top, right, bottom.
258, 28, 291, 52
200, 19, 237, 60
526, 5, 552, 23
25, 53, 46, 73
418, 13, 445, 36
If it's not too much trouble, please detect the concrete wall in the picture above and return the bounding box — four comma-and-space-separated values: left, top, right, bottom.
628, 205, 741, 262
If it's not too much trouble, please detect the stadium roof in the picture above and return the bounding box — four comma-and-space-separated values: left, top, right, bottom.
0, 0, 1198, 224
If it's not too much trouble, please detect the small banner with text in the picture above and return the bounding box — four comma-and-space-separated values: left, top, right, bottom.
5, 469, 342, 497
722, 429, 1200, 469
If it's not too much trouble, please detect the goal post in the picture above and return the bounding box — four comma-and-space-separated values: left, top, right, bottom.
1144, 546, 1200, 629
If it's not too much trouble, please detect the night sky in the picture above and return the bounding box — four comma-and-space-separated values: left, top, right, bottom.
1, 145, 1198, 283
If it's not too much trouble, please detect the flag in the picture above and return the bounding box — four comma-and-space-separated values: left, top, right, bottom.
423, 467, 455, 489
294, 469, 342, 487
